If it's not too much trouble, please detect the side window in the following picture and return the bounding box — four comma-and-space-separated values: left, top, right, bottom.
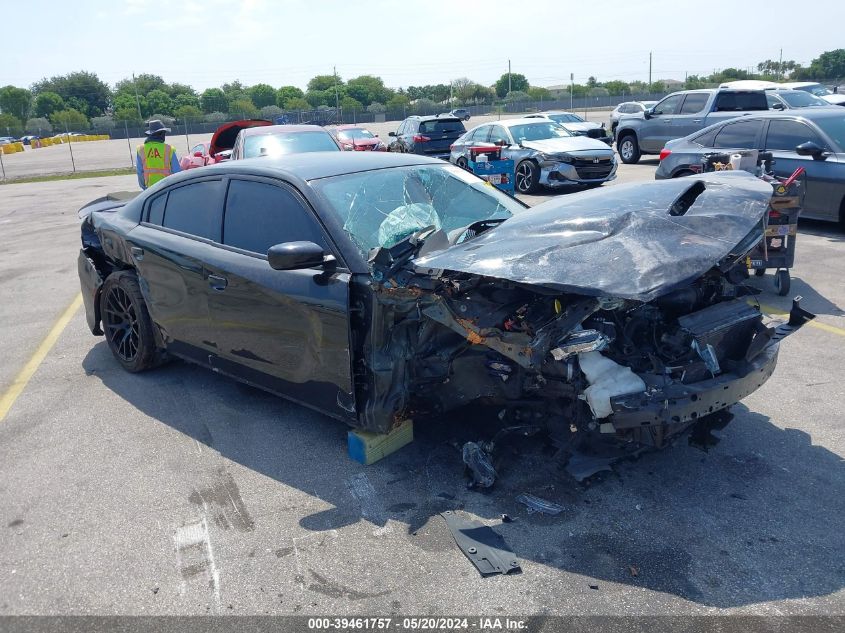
766, 93, 779, 109
396, 121, 406, 136
161, 180, 225, 241
147, 192, 167, 225
489, 126, 509, 144
469, 126, 489, 142
765, 120, 823, 151
652, 95, 684, 115
693, 127, 719, 147
223, 180, 329, 256
712, 120, 763, 149
191, 144, 205, 154
679, 93, 709, 114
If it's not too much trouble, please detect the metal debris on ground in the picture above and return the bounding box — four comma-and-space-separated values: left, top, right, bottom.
516, 493, 564, 516
440, 511, 521, 577
462, 441, 496, 489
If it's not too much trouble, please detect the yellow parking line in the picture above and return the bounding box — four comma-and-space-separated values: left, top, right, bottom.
756, 301, 845, 337
0, 294, 82, 423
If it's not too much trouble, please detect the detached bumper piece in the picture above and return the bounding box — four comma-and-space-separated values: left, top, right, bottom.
610, 297, 815, 430
441, 511, 521, 577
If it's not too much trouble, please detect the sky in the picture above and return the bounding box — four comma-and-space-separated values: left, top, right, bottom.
2, 0, 843, 92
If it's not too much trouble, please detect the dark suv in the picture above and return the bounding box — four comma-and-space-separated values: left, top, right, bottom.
388, 115, 466, 159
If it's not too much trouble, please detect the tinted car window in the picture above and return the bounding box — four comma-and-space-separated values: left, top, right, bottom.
814, 115, 845, 150
653, 95, 684, 115
418, 119, 465, 134
680, 93, 709, 114
713, 120, 763, 149
765, 120, 822, 151
147, 193, 167, 225
713, 91, 768, 111
161, 180, 224, 241
223, 179, 328, 255
694, 127, 719, 147
780, 91, 830, 108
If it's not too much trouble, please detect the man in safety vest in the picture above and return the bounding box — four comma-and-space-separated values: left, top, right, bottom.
136, 119, 180, 189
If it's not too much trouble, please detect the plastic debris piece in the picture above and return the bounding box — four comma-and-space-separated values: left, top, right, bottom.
516, 493, 563, 516
441, 511, 521, 577
462, 441, 497, 489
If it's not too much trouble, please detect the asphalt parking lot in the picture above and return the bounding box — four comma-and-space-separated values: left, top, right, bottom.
1, 154, 844, 617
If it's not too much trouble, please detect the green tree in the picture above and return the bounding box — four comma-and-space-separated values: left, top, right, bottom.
308, 74, 342, 92
504, 90, 530, 103
168, 82, 196, 98
174, 93, 200, 110
602, 81, 629, 96
587, 76, 598, 88
228, 98, 259, 118
33, 71, 110, 117
305, 89, 332, 108
494, 72, 528, 98
0, 86, 32, 121
386, 93, 410, 109
25, 117, 52, 133
276, 86, 304, 108
284, 97, 311, 111
221, 80, 247, 104
114, 107, 141, 125
200, 88, 227, 113
34, 91, 64, 118
367, 102, 385, 113
345, 75, 392, 106
684, 75, 707, 90
249, 83, 277, 108
115, 73, 167, 96
113, 93, 146, 117
527, 86, 552, 101
340, 96, 363, 111
174, 104, 203, 121
91, 116, 115, 130
0, 113, 23, 135
146, 89, 173, 116
259, 105, 283, 119
413, 98, 437, 114
649, 81, 666, 93
50, 108, 89, 131
807, 48, 845, 81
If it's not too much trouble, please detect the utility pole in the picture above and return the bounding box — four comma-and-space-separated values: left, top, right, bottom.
570, 72, 574, 110
132, 73, 143, 122
648, 52, 652, 87
508, 59, 512, 94
779, 48, 783, 80
333, 66, 340, 112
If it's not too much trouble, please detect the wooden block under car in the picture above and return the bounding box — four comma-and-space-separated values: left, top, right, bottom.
348, 420, 414, 465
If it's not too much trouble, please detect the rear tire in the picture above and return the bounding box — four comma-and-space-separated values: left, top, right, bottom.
100, 271, 162, 373
617, 134, 640, 164
754, 268, 766, 277
456, 156, 468, 170
515, 160, 540, 194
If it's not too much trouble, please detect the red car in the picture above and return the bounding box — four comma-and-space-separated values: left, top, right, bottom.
328, 125, 386, 151
179, 119, 273, 170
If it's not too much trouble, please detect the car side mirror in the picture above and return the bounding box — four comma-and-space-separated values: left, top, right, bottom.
267, 241, 332, 270
193, 151, 203, 157
643, 109, 653, 119
388, 131, 396, 137
795, 141, 828, 160
771, 102, 785, 111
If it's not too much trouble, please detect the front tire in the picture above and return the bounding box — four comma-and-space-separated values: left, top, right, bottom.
100, 271, 162, 373
617, 134, 640, 164
515, 160, 540, 194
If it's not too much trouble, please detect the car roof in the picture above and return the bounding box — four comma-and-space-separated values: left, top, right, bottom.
780, 82, 819, 88
496, 117, 562, 128
332, 124, 369, 130
240, 124, 329, 137
535, 110, 578, 116
189, 150, 443, 182
720, 109, 844, 121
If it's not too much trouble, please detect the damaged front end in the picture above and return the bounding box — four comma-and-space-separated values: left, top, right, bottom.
348, 173, 814, 477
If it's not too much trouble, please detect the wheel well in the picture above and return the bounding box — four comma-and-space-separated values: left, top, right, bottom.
673, 169, 695, 178
617, 129, 636, 143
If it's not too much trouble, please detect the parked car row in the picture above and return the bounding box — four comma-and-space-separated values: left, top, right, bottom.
655, 108, 845, 224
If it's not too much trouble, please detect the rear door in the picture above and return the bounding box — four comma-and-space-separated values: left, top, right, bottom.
129, 178, 226, 363
417, 118, 466, 156
672, 92, 710, 138
641, 94, 685, 152
763, 118, 839, 221
202, 176, 356, 419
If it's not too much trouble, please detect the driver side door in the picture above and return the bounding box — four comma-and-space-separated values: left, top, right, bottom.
641, 94, 684, 152
202, 176, 356, 419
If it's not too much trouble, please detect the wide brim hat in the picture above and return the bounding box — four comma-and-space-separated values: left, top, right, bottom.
144, 119, 171, 135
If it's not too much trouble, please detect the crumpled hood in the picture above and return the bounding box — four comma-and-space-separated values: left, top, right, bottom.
520, 136, 614, 154
414, 173, 773, 302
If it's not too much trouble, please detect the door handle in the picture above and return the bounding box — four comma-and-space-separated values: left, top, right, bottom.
130, 246, 144, 261
208, 274, 228, 291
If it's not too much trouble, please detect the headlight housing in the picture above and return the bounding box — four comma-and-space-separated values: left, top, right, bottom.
538, 153, 574, 164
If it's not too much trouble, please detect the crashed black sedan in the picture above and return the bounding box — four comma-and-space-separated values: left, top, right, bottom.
78, 152, 812, 472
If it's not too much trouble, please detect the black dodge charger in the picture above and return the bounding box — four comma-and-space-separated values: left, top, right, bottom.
77, 152, 812, 474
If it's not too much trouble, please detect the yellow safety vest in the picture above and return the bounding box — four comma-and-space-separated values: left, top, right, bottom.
138, 141, 175, 188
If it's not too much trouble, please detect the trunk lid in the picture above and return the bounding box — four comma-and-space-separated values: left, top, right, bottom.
209, 119, 272, 157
